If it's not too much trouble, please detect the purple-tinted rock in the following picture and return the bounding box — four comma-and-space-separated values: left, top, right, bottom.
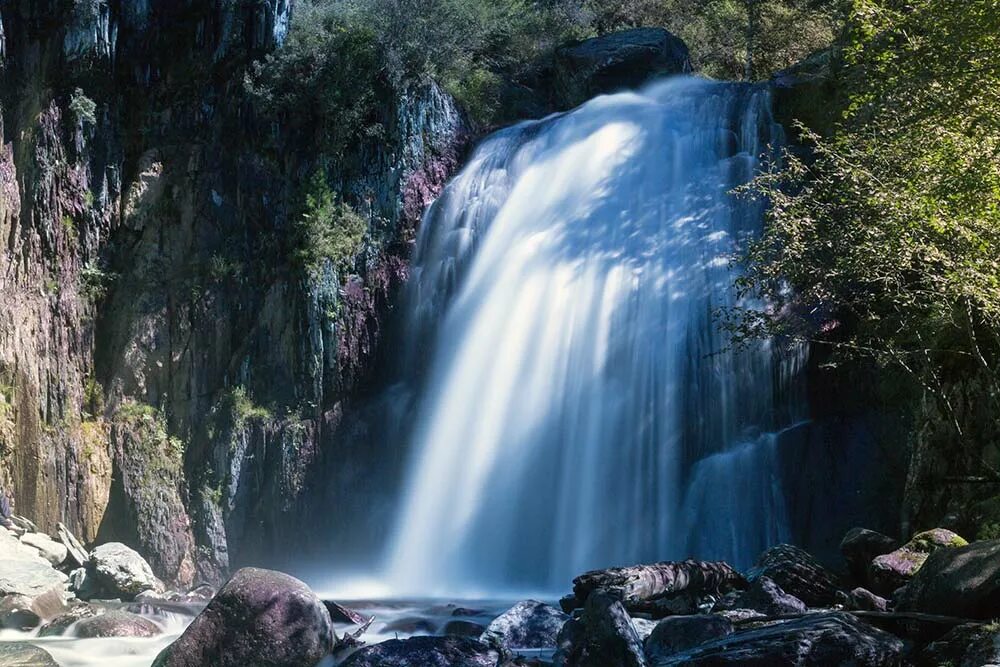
895, 539, 1000, 619
151, 568, 334, 667
836, 588, 888, 612
342, 636, 501, 667
324, 600, 368, 625
643, 615, 734, 661
73, 609, 161, 638
869, 528, 967, 597
737, 577, 807, 616
747, 545, 841, 607
839, 528, 898, 585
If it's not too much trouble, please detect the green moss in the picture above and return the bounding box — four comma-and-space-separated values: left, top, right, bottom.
293, 171, 367, 277
230, 386, 272, 425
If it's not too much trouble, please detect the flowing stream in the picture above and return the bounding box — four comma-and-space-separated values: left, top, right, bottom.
385, 76, 805, 595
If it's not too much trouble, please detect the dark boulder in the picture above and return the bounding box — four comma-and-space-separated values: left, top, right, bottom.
73, 610, 161, 638
869, 528, 968, 598
836, 588, 889, 613
151, 568, 334, 667
553, 28, 691, 109
736, 577, 807, 616
37, 604, 99, 637
341, 636, 501, 667
0, 642, 58, 666
444, 620, 487, 638
655, 612, 905, 666
480, 600, 568, 650
914, 623, 1000, 667
747, 545, 841, 607
554, 591, 647, 667
324, 600, 368, 625
839, 528, 899, 585
643, 615, 733, 662
895, 539, 1000, 619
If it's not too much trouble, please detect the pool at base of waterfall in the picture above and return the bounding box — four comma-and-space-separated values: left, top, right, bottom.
0, 598, 546, 666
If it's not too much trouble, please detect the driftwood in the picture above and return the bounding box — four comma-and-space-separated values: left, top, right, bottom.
333, 614, 375, 652
731, 610, 976, 627
571, 560, 745, 614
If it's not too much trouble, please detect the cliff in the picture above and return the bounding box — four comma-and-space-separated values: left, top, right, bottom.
0, 0, 467, 585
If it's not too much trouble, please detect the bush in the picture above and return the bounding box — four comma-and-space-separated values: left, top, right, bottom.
292, 171, 368, 277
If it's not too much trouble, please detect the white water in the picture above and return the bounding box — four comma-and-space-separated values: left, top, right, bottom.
386, 77, 805, 595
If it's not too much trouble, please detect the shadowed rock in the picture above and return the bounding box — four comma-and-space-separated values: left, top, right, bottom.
869, 528, 967, 597
643, 615, 733, 662
914, 623, 1000, 667
736, 577, 807, 616
895, 539, 1000, 619
653, 612, 904, 666
839, 528, 898, 585
342, 636, 501, 667
554, 592, 647, 667
152, 568, 334, 667
747, 545, 840, 607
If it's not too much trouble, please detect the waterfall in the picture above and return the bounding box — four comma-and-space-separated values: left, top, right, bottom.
384, 77, 805, 595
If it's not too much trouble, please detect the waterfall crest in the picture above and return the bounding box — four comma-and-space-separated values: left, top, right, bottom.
386, 77, 804, 595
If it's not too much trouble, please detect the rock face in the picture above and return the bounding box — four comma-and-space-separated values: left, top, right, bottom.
152, 568, 334, 667
0, 642, 59, 667
747, 545, 841, 607
839, 528, 898, 585
554, 592, 647, 667
914, 623, 1000, 667
88, 543, 162, 600
643, 615, 734, 661
869, 528, 967, 597
553, 28, 692, 109
342, 636, 501, 667
0, 0, 468, 586
656, 613, 905, 666
895, 539, 1000, 619
480, 600, 568, 650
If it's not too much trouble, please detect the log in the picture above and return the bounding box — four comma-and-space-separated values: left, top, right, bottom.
571, 560, 745, 611
731, 610, 976, 627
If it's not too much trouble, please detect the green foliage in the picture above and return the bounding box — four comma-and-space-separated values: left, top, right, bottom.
293, 171, 367, 276
229, 386, 272, 426
68, 88, 97, 125
80, 261, 116, 301
582, 0, 845, 79
737, 0, 1000, 443
82, 376, 104, 419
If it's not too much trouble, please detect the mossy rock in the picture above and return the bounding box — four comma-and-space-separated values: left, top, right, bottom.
907, 528, 968, 552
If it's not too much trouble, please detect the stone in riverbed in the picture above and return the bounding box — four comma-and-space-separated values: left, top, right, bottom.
444, 619, 487, 638
19, 533, 67, 567
151, 567, 334, 667
72, 609, 162, 638
480, 600, 569, 650
342, 636, 501, 667
37, 604, 99, 637
88, 542, 163, 600
0, 642, 58, 666
747, 544, 841, 607
895, 538, 1000, 619
736, 576, 807, 616
655, 612, 904, 666
839, 528, 898, 585
869, 528, 967, 597
914, 623, 1000, 667
643, 615, 734, 661
554, 591, 647, 667
0, 528, 69, 620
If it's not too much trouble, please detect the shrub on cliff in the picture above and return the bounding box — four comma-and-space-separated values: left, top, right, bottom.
292, 171, 368, 277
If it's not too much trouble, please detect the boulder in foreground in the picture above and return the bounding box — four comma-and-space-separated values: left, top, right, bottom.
342, 636, 501, 667
0, 642, 58, 666
554, 591, 647, 667
152, 567, 334, 667
643, 615, 733, 661
480, 599, 568, 650
869, 528, 967, 597
656, 612, 904, 666
914, 623, 1000, 667
895, 539, 1000, 619
747, 544, 841, 607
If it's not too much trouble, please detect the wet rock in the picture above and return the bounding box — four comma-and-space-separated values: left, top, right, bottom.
717, 609, 766, 624
835, 588, 888, 612
88, 543, 163, 600
747, 545, 841, 607
342, 636, 501, 667
324, 600, 368, 625
73, 609, 162, 638
384, 617, 437, 634
0, 642, 58, 666
554, 591, 647, 667
0, 596, 41, 631
631, 618, 657, 642
869, 528, 967, 597
553, 28, 691, 109
895, 539, 1000, 619
68, 567, 101, 600
656, 612, 905, 666
643, 615, 734, 661
19, 533, 67, 567
481, 600, 569, 650
151, 568, 334, 667
914, 623, 1000, 667
37, 604, 99, 637
839, 528, 898, 585
445, 620, 488, 638
736, 576, 807, 616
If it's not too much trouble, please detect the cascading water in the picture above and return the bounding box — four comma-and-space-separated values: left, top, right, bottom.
385, 77, 806, 595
